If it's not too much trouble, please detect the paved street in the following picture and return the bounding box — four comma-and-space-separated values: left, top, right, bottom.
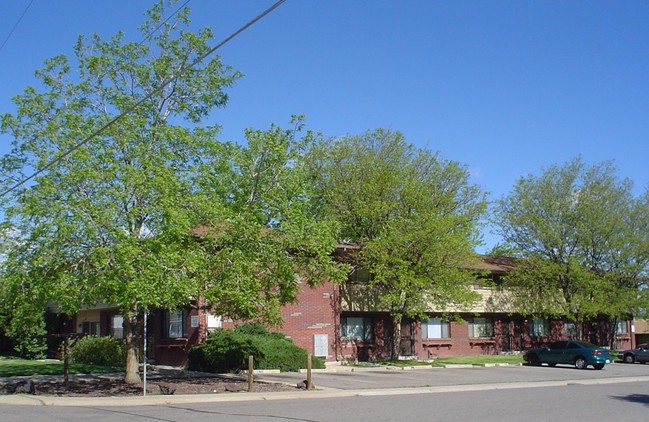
3, 362, 649, 422
2, 379, 649, 421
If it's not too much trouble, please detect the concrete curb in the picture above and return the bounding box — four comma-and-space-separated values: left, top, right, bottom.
3, 375, 649, 407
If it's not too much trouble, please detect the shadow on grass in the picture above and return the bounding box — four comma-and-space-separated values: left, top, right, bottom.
0, 360, 118, 377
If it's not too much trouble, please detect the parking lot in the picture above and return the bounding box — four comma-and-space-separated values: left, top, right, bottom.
257, 362, 649, 391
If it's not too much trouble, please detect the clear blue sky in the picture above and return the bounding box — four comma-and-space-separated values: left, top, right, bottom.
2, 1, 648, 252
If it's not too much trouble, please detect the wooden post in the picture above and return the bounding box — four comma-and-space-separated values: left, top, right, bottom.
306, 353, 312, 390
247, 355, 254, 392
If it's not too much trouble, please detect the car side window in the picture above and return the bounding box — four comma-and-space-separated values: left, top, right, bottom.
550, 341, 568, 350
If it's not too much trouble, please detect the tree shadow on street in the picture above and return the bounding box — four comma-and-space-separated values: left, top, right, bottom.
610, 394, 649, 407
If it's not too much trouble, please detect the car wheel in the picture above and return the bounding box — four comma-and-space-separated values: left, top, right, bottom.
548, 363, 557, 367
527, 354, 540, 366
624, 354, 635, 364
593, 363, 605, 370
575, 357, 588, 369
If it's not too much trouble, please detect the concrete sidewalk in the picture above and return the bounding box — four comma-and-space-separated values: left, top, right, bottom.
3, 363, 649, 406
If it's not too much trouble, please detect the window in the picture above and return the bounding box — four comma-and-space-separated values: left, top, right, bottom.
564, 321, 577, 338
422, 318, 450, 339
617, 320, 628, 335
348, 268, 373, 283
163, 309, 187, 339
469, 317, 493, 338
111, 315, 124, 339
81, 321, 100, 336
529, 318, 549, 337
341, 316, 373, 341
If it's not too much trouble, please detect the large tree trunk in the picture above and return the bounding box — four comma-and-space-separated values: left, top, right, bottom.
124, 301, 141, 384
391, 315, 402, 360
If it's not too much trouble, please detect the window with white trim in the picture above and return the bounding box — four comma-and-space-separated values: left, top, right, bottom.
163, 309, 187, 339
564, 320, 577, 338
81, 321, 100, 336
469, 317, 493, 338
111, 315, 124, 339
617, 320, 628, 334
529, 318, 549, 337
341, 316, 373, 341
422, 318, 450, 339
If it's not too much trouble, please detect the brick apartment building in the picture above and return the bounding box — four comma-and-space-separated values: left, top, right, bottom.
62, 250, 634, 367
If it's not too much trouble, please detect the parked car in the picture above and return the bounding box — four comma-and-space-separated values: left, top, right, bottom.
619, 343, 649, 364
524, 340, 613, 370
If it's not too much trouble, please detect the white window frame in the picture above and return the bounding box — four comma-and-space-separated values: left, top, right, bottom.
341, 316, 373, 341
469, 317, 493, 338
564, 320, 577, 338
165, 309, 187, 339
111, 315, 124, 339
529, 318, 549, 337
422, 318, 450, 339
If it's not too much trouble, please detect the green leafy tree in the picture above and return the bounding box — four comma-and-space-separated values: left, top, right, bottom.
190, 117, 348, 326
311, 129, 487, 358
493, 158, 649, 345
0, 1, 242, 383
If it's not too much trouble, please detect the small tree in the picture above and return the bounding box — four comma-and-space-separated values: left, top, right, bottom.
0, 0, 241, 383
493, 157, 649, 345
311, 129, 487, 358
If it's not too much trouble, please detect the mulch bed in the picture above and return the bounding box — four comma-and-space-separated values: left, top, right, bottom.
5, 376, 300, 397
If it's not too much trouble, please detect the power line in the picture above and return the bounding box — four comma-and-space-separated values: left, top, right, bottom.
139, 0, 191, 45
0, 0, 287, 198
0, 0, 35, 53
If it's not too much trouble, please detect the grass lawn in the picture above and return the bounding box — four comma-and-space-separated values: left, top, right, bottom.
376, 354, 524, 367
0, 357, 121, 377
432, 355, 524, 366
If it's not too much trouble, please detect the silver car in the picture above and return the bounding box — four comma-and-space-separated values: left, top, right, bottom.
619, 343, 649, 363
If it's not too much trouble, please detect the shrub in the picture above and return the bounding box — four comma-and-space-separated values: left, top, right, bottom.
188, 324, 325, 373
68, 336, 125, 368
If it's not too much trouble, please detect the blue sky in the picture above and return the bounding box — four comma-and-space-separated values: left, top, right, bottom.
2, 1, 648, 252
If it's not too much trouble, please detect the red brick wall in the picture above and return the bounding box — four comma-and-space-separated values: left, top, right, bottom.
149, 307, 200, 367
222, 281, 340, 360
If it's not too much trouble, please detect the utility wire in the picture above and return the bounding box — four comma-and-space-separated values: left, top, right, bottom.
139, 0, 191, 45
0, 0, 35, 53
0, 0, 287, 198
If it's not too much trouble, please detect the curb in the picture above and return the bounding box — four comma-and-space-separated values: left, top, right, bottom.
4, 375, 649, 407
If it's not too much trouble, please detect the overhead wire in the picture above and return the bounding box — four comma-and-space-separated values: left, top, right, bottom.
138, 0, 191, 45
0, 0, 35, 53
0, 0, 287, 198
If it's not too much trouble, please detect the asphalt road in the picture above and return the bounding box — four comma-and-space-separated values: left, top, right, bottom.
4, 362, 649, 422
2, 380, 648, 421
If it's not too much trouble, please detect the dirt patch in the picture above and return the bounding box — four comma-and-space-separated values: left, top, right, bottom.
18, 376, 299, 397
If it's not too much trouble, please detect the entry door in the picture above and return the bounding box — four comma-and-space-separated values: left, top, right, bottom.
399, 319, 415, 356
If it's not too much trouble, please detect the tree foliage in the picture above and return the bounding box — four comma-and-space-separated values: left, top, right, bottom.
493, 157, 649, 341
311, 129, 487, 357
0, 1, 343, 383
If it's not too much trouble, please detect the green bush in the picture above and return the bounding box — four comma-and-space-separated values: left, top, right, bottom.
68, 336, 125, 368
188, 324, 325, 373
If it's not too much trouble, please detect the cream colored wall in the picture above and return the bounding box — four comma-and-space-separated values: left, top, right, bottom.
340, 283, 516, 314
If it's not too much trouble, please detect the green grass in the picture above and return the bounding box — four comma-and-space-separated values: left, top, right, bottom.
0, 357, 121, 377
376, 359, 433, 367
432, 355, 524, 366
374, 355, 524, 367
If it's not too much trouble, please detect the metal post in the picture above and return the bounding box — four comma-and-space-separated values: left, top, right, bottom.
143, 309, 147, 397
